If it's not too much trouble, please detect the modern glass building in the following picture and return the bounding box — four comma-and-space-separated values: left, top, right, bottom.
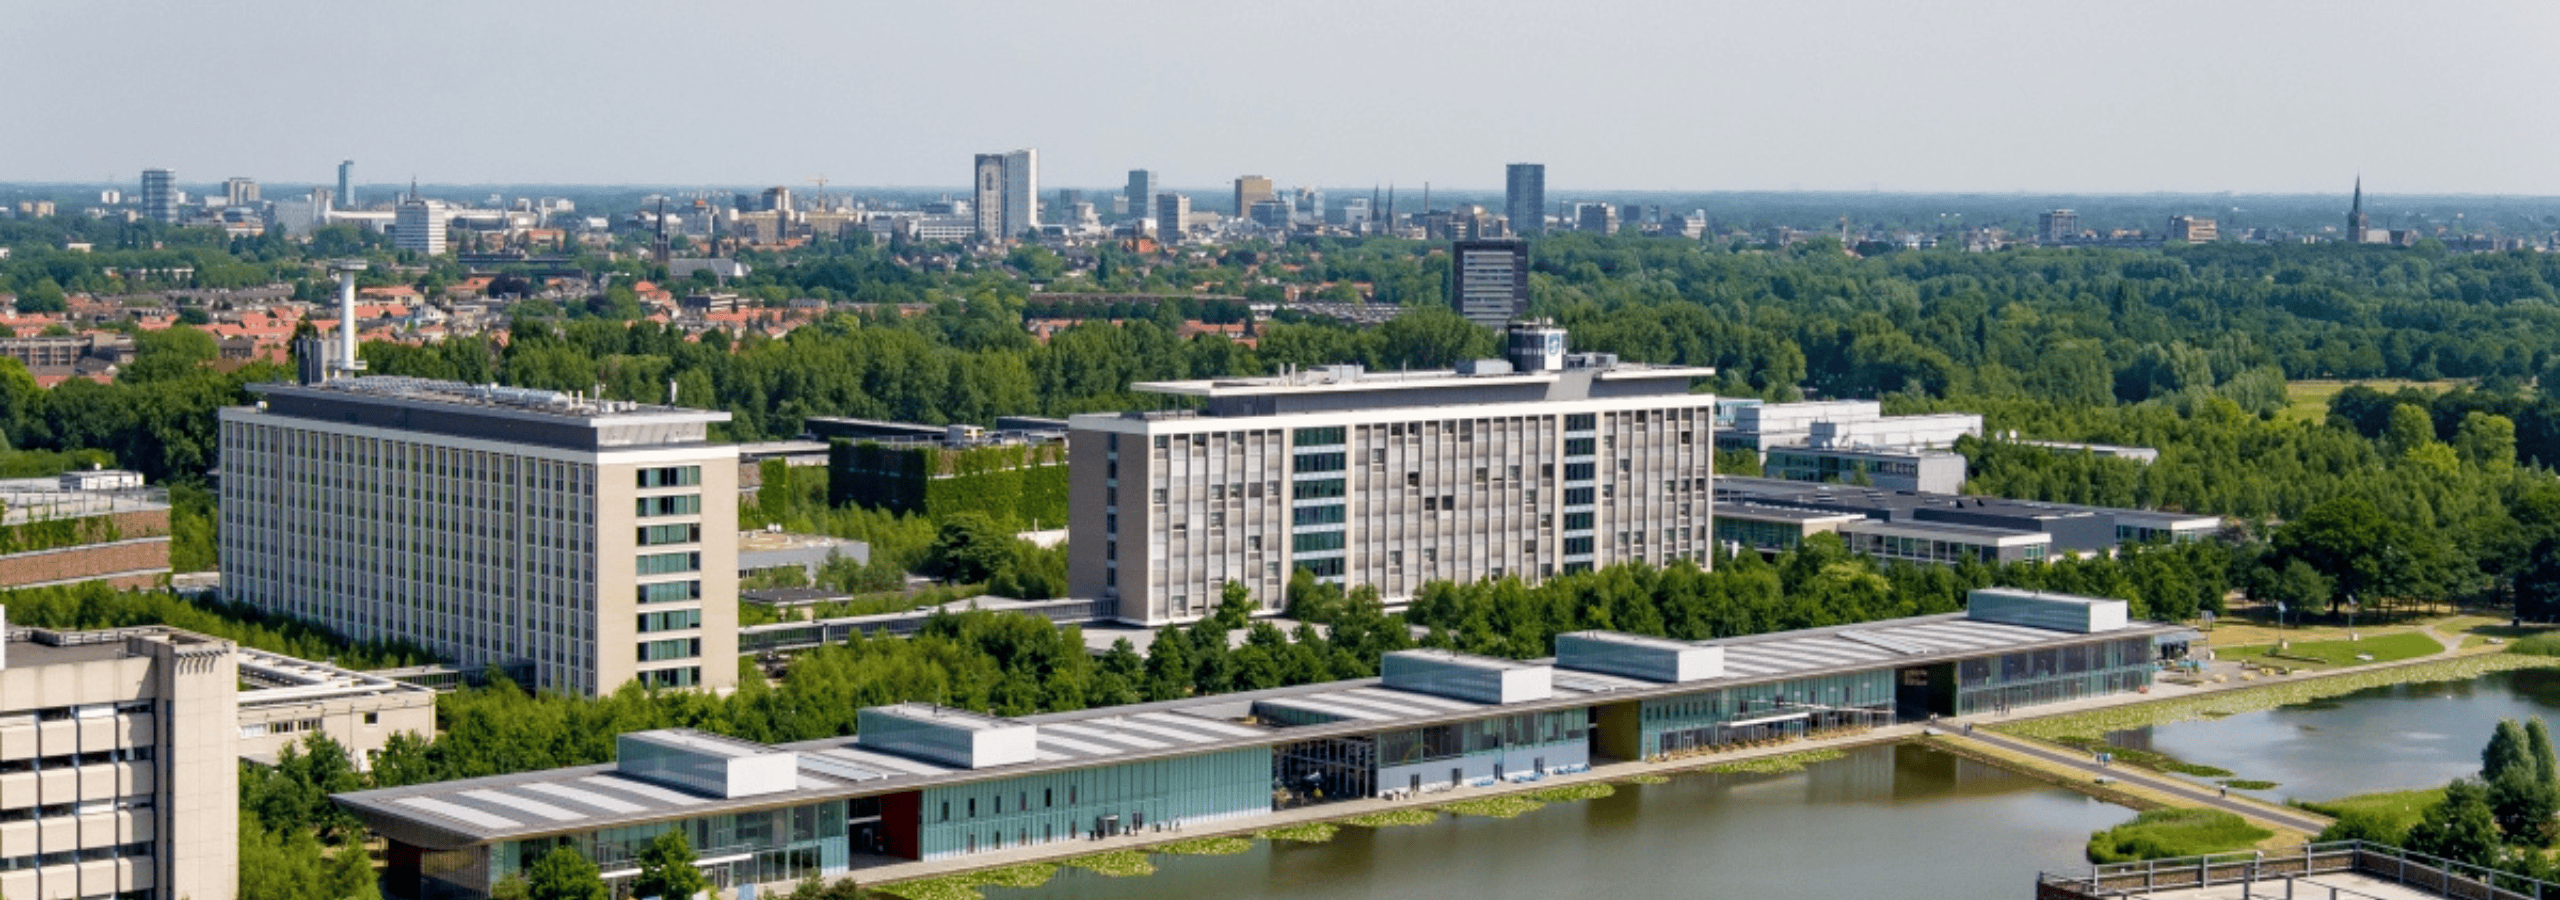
336, 590, 2190, 900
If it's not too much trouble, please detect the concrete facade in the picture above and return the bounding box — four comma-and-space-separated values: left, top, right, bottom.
0, 627, 238, 900
1068, 325, 1719, 625
219, 378, 739, 696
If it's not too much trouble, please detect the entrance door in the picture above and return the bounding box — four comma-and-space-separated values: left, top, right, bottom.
1451, 766, 1463, 787
1410, 774, 1421, 792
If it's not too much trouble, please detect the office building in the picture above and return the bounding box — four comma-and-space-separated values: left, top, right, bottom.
0, 623, 239, 900
1067, 323, 1720, 625
972, 149, 1038, 242
222, 178, 259, 207
1450, 239, 1530, 329
1123, 170, 1156, 222
1762, 445, 1968, 494
139, 169, 176, 223
337, 160, 355, 211
337, 590, 2183, 899
2038, 209, 2078, 245
1713, 475, 2220, 560
1575, 203, 1617, 235
1231, 175, 1274, 219
762, 187, 793, 214
1294, 187, 1324, 225
1153, 193, 1190, 243
1712, 400, 1981, 457
217, 377, 741, 696
2166, 216, 2218, 244
395, 195, 450, 256
1506, 164, 1546, 235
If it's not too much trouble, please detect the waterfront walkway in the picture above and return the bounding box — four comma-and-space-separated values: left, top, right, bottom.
1951, 728, 2330, 834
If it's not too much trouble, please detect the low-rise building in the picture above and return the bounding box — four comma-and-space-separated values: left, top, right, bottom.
0, 473, 171, 590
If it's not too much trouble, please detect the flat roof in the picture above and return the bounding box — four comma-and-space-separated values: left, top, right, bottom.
866, 704, 1022, 731
1130, 364, 1717, 398
1388, 648, 1541, 672
335, 610, 2183, 848
1840, 518, 2054, 544
1711, 502, 1868, 524
253, 377, 727, 425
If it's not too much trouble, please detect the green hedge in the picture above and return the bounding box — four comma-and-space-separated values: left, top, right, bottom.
2087, 808, 2271, 863
0, 514, 122, 556
830, 439, 1067, 529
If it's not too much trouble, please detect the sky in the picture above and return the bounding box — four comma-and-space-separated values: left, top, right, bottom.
8, 0, 2557, 195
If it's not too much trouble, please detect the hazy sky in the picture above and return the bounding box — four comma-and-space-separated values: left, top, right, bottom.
10, 0, 2556, 194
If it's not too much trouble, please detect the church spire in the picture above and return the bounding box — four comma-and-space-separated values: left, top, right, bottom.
2347, 175, 2369, 242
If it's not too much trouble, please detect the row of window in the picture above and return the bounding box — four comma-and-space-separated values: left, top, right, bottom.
1291, 426, 1345, 446
1291, 531, 1346, 553
1292, 505, 1345, 527
1292, 452, 1346, 473
943, 786, 1077, 821
0, 842, 153, 872
638, 638, 703, 662
638, 609, 703, 633
0, 746, 154, 775
0, 701, 150, 726
637, 552, 702, 575
638, 523, 702, 546
642, 666, 703, 689
0, 795, 152, 823
636, 495, 703, 518
638, 466, 703, 488
640, 580, 703, 604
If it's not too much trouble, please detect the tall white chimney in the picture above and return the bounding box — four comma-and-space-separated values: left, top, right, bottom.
331, 260, 369, 379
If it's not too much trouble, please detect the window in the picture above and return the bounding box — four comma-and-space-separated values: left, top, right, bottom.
1292, 479, 1346, 500
637, 466, 702, 488
1564, 487, 1594, 505
1292, 451, 1346, 473
638, 609, 703, 632
640, 580, 702, 604
1565, 414, 1595, 431
1564, 537, 1594, 554
1292, 426, 1345, 446
1293, 531, 1345, 553
635, 495, 702, 518
1564, 463, 1595, 481
1564, 438, 1595, 456
637, 523, 701, 546
1292, 505, 1345, 526
1563, 512, 1594, 530
637, 552, 701, 575
638, 638, 702, 662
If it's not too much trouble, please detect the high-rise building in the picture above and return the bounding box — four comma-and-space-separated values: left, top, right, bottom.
140, 168, 177, 223
395, 194, 449, 255
2166, 216, 2218, 244
218, 378, 742, 695
0, 624, 239, 900
337, 160, 355, 211
1575, 203, 1618, 235
762, 186, 794, 214
1294, 187, 1324, 225
2038, 209, 2079, 245
1505, 165, 1546, 234
1068, 323, 1720, 624
1451, 239, 1531, 329
223, 177, 259, 207
1124, 170, 1157, 222
1232, 175, 1274, 218
973, 150, 1038, 242
1154, 193, 1190, 242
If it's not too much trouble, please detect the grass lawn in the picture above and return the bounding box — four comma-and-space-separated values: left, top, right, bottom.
2278, 379, 2467, 425
2295, 787, 2445, 838
2087, 808, 2274, 863
2215, 631, 2443, 669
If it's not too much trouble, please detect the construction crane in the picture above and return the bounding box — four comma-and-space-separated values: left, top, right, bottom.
808, 174, 829, 212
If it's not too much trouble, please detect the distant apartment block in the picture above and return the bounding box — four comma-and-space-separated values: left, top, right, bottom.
0, 472, 171, 590
395, 196, 449, 256
1506, 164, 1546, 235
2038, 209, 2079, 245
139, 169, 176, 224
1154, 193, 1191, 243
2166, 216, 2218, 244
1450, 239, 1530, 330
973, 150, 1038, 242
219, 377, 740, 696
1123, 170, 1157, 222
1068, 323, 1720, 625
1232, 175, 1274, 218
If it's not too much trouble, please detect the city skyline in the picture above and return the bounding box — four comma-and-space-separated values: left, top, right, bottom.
6, 1, 2557, 195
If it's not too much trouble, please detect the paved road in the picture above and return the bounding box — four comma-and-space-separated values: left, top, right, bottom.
1961, 728, 2333, 834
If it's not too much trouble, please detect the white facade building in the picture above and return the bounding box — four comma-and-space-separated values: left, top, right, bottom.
1069, 324, 1720, 625
218, 378, 740, 696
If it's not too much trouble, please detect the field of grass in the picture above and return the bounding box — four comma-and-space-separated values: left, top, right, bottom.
2279, 379, 2466, 425
2087, 808, 2274, 863
2296, 787, 2445, 839
2215, 631, 2445, 669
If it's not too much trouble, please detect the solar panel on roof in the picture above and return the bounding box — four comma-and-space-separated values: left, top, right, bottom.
458, 789, 579, 822
514, 781, 644, 814
1837, 629, 1932, 655
393, 796, 521, 829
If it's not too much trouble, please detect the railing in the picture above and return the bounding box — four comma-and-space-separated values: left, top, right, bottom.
2037, 841, 2560, 900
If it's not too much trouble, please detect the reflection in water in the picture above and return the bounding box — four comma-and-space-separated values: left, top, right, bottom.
2118, 668, 2560, 802
987, 743, 2129, 900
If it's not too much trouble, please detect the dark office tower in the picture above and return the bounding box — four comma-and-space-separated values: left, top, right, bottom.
1125, 170, 1157, 221
1450, 239, 1531, 329
1505, 164, 1545, 235
337, 160, 355, 211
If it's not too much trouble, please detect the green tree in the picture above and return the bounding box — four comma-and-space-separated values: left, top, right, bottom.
122, 324, 220, 383
923, 513, 1012, 584
2529, 719, 2557, 787
2487, 720, 2534, 784
631, 828, 710, 900
2406, 779, 2503, 868
525, 845, 609, 900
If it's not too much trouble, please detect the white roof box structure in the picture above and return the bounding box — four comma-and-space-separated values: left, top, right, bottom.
1553, 631, 1724, 683
615, 730, 801, 799
857, 704, 1040, 769
1380, 649, 1552, 704
1967, 587, 2129, 634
